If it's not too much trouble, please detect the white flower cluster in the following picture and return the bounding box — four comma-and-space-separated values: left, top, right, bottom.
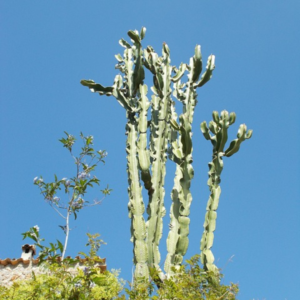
99, 150, 108, 157
30, 225, 40, 239
71, 197, 85, 209
78, 172, 90, 179
33, 225, 40, 232
53, 196, 60, 202
33, 177, 43, 185
62, 178, 71, 186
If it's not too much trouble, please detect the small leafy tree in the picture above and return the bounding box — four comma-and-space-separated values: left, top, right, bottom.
32, 132, 111, 259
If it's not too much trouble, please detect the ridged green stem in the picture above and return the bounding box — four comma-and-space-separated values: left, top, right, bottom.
200, 110, 252, 273
137, 84, 152, 195
126, 117, 149, 280
144, 44, 172, 277
165, 48, 215, 275
82, 29, 149, 281
200, 152, 223, 274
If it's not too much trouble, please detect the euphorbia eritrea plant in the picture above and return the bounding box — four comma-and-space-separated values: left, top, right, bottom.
200, 111, 252, 273
33, 132, 111, 259
81, 27, 252, 284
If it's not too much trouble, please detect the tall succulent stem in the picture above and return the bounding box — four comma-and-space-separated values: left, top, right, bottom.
143, 44, 172, 278
200, 110, 252, 273
126, 116, 149, 279
165, 49, 215, 274
137, 84, 152, 195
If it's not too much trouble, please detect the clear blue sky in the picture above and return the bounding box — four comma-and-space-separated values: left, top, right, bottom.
1, 1, 299, 299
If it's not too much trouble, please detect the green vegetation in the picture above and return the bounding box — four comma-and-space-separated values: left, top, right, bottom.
0, 261, 124, 300
0, 233, 124, 300
1, 231, 238, 299
0, 255, 238, 300
126, 255, 238, 300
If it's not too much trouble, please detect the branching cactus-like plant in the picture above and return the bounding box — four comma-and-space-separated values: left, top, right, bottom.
200, 111, 252, 273
81, 27, 251, 285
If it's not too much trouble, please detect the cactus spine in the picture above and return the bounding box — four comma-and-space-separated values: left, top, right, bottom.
200, 111, 252, 273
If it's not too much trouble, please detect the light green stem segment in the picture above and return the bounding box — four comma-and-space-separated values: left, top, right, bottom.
117, 30, 150, 281
126, 118, 149, 280
137, 84, 152, 194
81, 29, 149, 281
144, 44, 172, 277
164, 47, 215, 275
200, 153, 223, 274
200, 110, 252, 274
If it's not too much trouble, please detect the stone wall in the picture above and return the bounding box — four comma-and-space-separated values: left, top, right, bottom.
1, 260, 43, 287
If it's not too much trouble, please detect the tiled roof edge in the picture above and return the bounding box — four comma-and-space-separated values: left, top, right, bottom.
0, 256, 106, 268
0, 258, 39, 266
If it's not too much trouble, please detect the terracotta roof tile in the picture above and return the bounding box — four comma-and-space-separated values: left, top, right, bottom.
0, 258, 39, 266
0, 256, 107, 271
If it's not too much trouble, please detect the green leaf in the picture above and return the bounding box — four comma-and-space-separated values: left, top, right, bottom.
57, 240, 64, 253
163, 42, 170, 56
191, 45, 202, 82
78, 251, 88, 258
115, 54, 123, 62
212, 111, 219, 123
200, 121, 211, 140
246, 129, 253, 139
128, 30, 141, 45
140, 27, 146, 40
92, 276, 106, 285
80, 80, 113, 95
229, 112, 236, 125
172, 63, 186, 83
119, 38, 131, 49
170, 119, 180, 131
195, 54, 215, 87
112, 76, 133, 111
224, 125, 252, 157
59, 225, 66, 232
36, 243, 44, 249
208, 121, 218, 135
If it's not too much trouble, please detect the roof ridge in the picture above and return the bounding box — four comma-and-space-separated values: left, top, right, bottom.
0, 256, 106, 266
